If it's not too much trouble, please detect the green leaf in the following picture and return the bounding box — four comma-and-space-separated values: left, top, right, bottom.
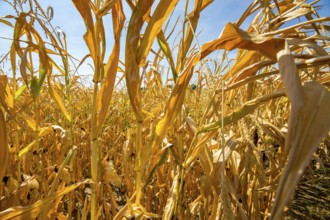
30, 76, 40, 99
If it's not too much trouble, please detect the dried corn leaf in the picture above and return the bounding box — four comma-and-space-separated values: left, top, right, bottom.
277, 0, 295, 14
199, 89, 285, 133
9, 43, 17, 82
19, 125, 66, 158
97, 0, 118, 17
269, 4, 313, 30
163, 174, 179, 220
177, 0, 212, 71
141, 53, 201, 167
15, 84, 27, 100
49, 147, 77, 195
231, 59, 275, 83
0, 180, 91, 219
124, 200, 161, 219
103, 160, 122, 187
125, 0, 153, 122
184, 131, 216, 168
96, 2, 125, 135
21, 174, 39, 191
225, 70, 277, 91
113, 193, 136, 220
72, 0, 96, 65
185, 0, 213, 45
20, 112, 38, 131
73, 0, 103, 82
224, 50, 261, 81
38, 125, 66, 138
48, 80, 71, 123
277, 45, 304, 112
13, 13, 27, 58
20, 48, 31, 88
0, 108, 8, 182
0, 76, 14, 108
184, 116, 198, 137
199, 146, 213, 176
271, 81, 330, 219
143, 146, 169, 188
213, 139, 238, 164
137, 0, 179, 65
189, 196, 201, 215
157, 31, 178, 80
0, 18, 12, 27
270, 47, 330, 219
18, 140, 37, 158
201, 22, 285, 60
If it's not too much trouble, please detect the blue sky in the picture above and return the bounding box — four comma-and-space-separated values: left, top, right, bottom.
1, 0, 329, 77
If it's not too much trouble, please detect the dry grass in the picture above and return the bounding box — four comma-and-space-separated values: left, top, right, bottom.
0, 0, 330, 219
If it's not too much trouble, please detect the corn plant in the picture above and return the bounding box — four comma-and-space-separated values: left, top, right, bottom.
0, 0, 330, 219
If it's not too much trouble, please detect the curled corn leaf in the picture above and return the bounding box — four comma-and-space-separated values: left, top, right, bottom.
184, 131, 216, 168
136, 0, 179, 65
231, 59, 275, 83
72, 0, 96, 72
96, 2, 125, 135
201, 22, 285, 60
125, 0, 153, 122
97, 0, 118, 17
223, 50, 261, 82
270, 46, 330, 219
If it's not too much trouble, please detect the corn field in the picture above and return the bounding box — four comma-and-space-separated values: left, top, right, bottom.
0, 0, 330, 219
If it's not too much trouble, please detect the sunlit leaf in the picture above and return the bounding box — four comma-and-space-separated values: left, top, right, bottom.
0, 75, 14, 108
15, 84, 27, 100
96, 2, 125, 135
97, 0, 118, 17
157, 31, 178, 80
125, 0, 153, 122
201, 22, 285, 60
0, 18, 13, 27
48, 81, 72, 123
270, 46, 330, 219
136, 0, 179, 65
18, 140, 37, 159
